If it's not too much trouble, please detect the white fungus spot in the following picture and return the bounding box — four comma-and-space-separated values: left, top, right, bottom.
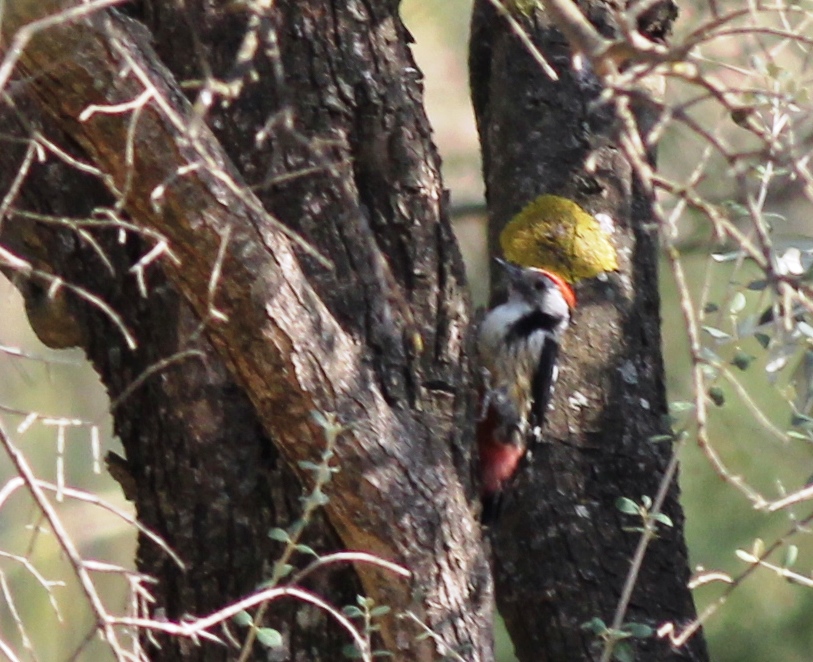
619, 360, 638, 385
595, 212, 616, 235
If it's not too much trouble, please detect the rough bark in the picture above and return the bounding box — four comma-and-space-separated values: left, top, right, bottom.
0, 1, 492, 660
1, 150, 355, 660
470, 1, 709, 661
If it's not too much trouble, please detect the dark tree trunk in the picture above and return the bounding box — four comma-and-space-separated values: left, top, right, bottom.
470, 1, 709, 661
0, 1, 492, 660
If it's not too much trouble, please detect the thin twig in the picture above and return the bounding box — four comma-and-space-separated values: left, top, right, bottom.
109, 586, 373, 661
0, 423, 128, 660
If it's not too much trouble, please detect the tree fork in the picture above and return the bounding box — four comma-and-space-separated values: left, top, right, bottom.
1, 1, 492, 658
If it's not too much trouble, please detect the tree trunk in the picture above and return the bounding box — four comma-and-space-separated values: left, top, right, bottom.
0, 1, 492, 659
469, 1, 709, 661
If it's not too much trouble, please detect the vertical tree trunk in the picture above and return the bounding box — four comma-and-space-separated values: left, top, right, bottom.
470, 1, 709, 660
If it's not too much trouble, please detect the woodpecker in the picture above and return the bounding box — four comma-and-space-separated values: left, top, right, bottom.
477, 258, 576, 523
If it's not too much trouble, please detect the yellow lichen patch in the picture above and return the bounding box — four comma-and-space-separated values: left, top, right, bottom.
499, 194, 619, 283
504, 0, 540, 16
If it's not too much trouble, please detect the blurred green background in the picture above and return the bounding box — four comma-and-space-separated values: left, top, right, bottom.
2, 0, 813, 659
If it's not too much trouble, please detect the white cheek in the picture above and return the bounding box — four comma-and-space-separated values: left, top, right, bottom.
543, 291, 570, 322
477, 302, 530, 363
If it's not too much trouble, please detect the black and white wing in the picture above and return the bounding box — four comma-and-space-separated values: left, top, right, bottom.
529, 337, 560, 438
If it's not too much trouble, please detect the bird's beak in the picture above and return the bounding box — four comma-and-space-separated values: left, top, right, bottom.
494, 257, 523, 283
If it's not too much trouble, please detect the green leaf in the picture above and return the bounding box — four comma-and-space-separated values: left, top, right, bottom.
787, 430, 811, 441
612, 640, 635, 662
372, 650, 395, 658
272, 562, 293, 579
652, 513, 674, 528
288, 519, 306, 540
641, 495, 652, 509
295, 544, 318, 557
702, 325, 731, 340
768, 63, 785, 81
342, 643, 364, 659
232, 610, 253, 627
580, 617, 607, 634
256, 628, 283, 648
370, 605, 392, 617
342, 605, 364, 618
755, 332, 771, 349
708, 386, 726, 406
268, 528, 290, 543
731, 351, 755, 371
669, 401, 695, 413
615, 497, 639, 515
699, 346, 722, 365
784, 544, 799, 568
306, 488, 331, 507
647, 433, 675, 444
791, 412, 813, 428
736, 548, 757, 563
746, 279, 768, 291
298, 460, 321, 471
622, 622, 654, 638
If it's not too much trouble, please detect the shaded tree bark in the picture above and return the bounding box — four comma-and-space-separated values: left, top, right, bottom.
470, 1, 709, 661
0, 1, 491, 660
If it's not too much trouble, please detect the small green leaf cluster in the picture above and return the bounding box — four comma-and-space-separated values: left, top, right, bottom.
342, 596, 393, 659
615, 495, 674, 535
582, 617, 654, 662
233, 610, 284, 650
266, 410, 344, 583
735, 538, 811, 587
708, 222, 813, 440
236, 410, 347, 654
